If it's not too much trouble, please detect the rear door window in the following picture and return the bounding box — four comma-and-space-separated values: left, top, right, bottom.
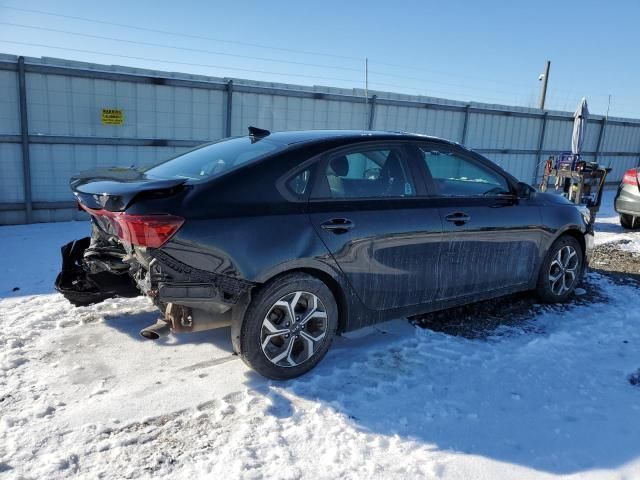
287, 169, 312, 197
420, 148, 510, 196
314, 147, 416, 199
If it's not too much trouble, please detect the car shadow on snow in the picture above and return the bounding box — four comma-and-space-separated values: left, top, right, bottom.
243, 273, 640, 475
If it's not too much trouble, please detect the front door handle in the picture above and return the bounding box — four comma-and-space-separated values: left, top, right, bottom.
444, 212, 471, 226
320, 218, 355, 234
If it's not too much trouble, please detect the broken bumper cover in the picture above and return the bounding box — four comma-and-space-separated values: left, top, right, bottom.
149, 249, 255, 307
55, 237, 140, 306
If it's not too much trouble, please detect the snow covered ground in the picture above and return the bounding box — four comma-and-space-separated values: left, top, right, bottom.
1, 190, 640, 479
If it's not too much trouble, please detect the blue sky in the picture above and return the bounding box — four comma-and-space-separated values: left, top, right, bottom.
0, 0, 638, 118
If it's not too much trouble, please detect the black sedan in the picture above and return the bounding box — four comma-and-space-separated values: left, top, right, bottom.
56, 128, 594, 379
615, 167, 640, 229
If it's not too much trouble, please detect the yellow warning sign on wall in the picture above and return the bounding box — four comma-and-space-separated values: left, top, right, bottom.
101, 108, 124, 125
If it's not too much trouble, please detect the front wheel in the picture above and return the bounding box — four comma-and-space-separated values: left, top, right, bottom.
536, 235, 583, 303
239, 273, 338, 380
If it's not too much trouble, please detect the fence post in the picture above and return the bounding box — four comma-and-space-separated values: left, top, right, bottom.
368, 94, 377, 130
17, 56, 33, 224
532, 112, 548, 184
461, 104, 471, 145
594, 117, 606, 164
225, 79, 233, 138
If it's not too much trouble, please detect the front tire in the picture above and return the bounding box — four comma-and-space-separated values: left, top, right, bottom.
620, 213, 639, 230
239, 273, 338, 380
536, 235, 583, 303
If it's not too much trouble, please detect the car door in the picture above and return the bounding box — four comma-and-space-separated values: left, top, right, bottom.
416, 143, 544, 300
306, 142, 444, 312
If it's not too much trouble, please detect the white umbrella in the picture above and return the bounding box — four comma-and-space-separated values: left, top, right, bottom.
571, 97, 589, 155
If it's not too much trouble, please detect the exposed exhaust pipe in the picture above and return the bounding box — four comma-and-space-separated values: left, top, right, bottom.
140, 304, 232, 340
140, 319, 171, 340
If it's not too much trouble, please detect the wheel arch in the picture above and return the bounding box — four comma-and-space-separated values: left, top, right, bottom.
544, 226, 588, 279
533, 225, 588, 286
296, 267, 349, 334
256, 266, 350, 334
230, 260, 352, 355
558, 227, 586, 259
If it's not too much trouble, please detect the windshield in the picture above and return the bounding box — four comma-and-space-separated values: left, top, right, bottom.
144, 136, 282, 181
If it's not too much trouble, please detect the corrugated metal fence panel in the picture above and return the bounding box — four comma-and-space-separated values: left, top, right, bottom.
0, 69, 20, 134
0, 135, 25, 224
32, 208, 88, 224
602, 123, 640, 153
483, 153, 538, 182
466, 113, 542, 150
30, 144, 188, 202
598, 155, 640, 181
544, 117, 601, 152
0, 210, 26, 225
582, 121, 602, 152
374, 105, 464, 141
543, 118, 574, 152
26, 73, 225, 140
0, 143, 24, 202
231, 92, 369, 135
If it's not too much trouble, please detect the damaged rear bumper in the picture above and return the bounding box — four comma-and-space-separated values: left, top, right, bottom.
56, 233, 254, 332
55, 227, 255, 344
54, 237, 140, 306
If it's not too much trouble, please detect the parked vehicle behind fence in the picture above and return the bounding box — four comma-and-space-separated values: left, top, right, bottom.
56, 128, 594, 379
615, 167, 640, 229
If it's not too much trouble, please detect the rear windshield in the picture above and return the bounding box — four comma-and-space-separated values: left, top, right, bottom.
144, 136, 282, 182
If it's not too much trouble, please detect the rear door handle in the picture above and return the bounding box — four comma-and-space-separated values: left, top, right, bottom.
320, 218, 355, 233
444, 212, 471, 225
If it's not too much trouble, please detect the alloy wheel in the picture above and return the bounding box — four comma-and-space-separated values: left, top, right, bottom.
260, 291, 328, 367
548, 245, 579, 296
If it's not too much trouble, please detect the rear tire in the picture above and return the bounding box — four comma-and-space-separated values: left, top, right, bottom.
239, 273, 338, 380
536, 235, 583, 303
620, 213, 639, 230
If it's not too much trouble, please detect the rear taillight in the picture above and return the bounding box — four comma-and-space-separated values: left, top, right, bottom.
115, 214, 184, 248
79, 205, 184, 248
622, 168, 639, 186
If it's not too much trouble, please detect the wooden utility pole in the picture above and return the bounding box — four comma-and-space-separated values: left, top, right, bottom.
364, 57, 369, 129
539, 60, 551, 110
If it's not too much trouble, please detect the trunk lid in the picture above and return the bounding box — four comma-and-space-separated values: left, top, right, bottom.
71, 167, 187, 211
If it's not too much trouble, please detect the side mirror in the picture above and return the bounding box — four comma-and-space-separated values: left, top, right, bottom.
516, 181, 534, 199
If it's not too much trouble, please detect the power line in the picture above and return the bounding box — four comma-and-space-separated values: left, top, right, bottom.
0, 39, 523, 105
2, 4, 634, 110
0, 21, 365, 74
1, 41, 633, 115
0, 40, 536, 106
0, 3, 570, 93
0, 4, 363, 62
0, 21, 538, 101
0, 40, 364, 84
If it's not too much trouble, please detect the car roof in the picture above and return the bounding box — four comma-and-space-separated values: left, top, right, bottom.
258, 129, 456, 147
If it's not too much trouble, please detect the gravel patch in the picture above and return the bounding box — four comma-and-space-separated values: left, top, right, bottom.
413, 241, 639, 338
